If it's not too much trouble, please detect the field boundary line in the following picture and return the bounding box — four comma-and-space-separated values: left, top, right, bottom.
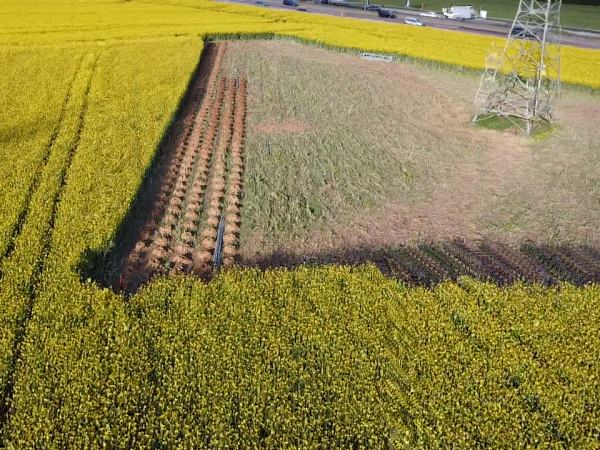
204, 33, 600, 95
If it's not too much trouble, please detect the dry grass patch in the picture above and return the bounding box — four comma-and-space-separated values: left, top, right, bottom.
222, 39, 600, 265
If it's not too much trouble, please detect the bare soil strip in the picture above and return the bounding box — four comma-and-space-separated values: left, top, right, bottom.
194, 77, 236, 274
222, 78, 247, 269
118, 44, 247, 292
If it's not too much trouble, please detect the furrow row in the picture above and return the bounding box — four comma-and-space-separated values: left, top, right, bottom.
385, 239, 600, 288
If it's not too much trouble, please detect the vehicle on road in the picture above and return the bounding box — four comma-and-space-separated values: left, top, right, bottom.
378, 9, 396, 18
442, 5, 475, 20
510, 26, 537, 38
283, 0, 298, 6
419, 11, 439, 18
255, 0, 267, 5
365, 4, 381, 10
330, 0, 349, 5
405, 17, 425, 26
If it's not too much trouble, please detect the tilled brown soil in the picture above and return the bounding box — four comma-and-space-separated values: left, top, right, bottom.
115, 42, 247, 292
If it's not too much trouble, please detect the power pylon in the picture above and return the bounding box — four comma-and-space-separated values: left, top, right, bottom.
473, 0, 562, 134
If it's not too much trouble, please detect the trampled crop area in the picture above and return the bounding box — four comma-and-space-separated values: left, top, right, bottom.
1, 0, 600, 447
228, 40, 600, 286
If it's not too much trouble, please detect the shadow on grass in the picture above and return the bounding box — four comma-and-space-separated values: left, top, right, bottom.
473, 113, 559, 139
81, 230, 600, 293
237, 239, 600, 288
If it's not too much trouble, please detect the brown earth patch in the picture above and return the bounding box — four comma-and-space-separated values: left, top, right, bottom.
84, 42, 249, 293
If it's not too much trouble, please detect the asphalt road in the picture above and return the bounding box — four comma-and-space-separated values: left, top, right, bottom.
220, 0, 600, 50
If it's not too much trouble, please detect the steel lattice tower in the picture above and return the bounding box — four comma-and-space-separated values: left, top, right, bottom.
473, 0, 562, 134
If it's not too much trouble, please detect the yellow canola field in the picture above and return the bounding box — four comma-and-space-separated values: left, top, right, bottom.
1, 0, 599, 88
209, 2, 600, 88
0, 2, 599, 446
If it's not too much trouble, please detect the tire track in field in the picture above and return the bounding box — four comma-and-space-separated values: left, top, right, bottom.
0, 52, 99, 433
0, 54, 85, 278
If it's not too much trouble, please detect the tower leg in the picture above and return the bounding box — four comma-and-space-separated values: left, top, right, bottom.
472, 0, 562, 135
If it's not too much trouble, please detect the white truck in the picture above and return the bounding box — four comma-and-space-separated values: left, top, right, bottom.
442, 5, 475, 20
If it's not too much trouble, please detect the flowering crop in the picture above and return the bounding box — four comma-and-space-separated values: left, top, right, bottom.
384, 279, 600, 448
0, 47, 84, 260
0, 1, 599, 447
0, 51, 97, 405
1, 1, 599, 87
4, 266, 600, 447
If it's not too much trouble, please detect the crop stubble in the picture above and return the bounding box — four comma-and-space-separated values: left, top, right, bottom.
121, 43, 247, 292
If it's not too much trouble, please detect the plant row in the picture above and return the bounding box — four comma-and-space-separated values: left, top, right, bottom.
121, 42, 227, 291
383, 239, 600, 287
121, 48, 248, 291
221, 77, 247, 268
193, 76, 237, 273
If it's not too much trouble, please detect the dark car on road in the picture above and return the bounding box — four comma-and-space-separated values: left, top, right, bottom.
378, 8, 396, 18
283, 0, 298, 6
366, 4, 381, 10
511, 26, 537, 38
